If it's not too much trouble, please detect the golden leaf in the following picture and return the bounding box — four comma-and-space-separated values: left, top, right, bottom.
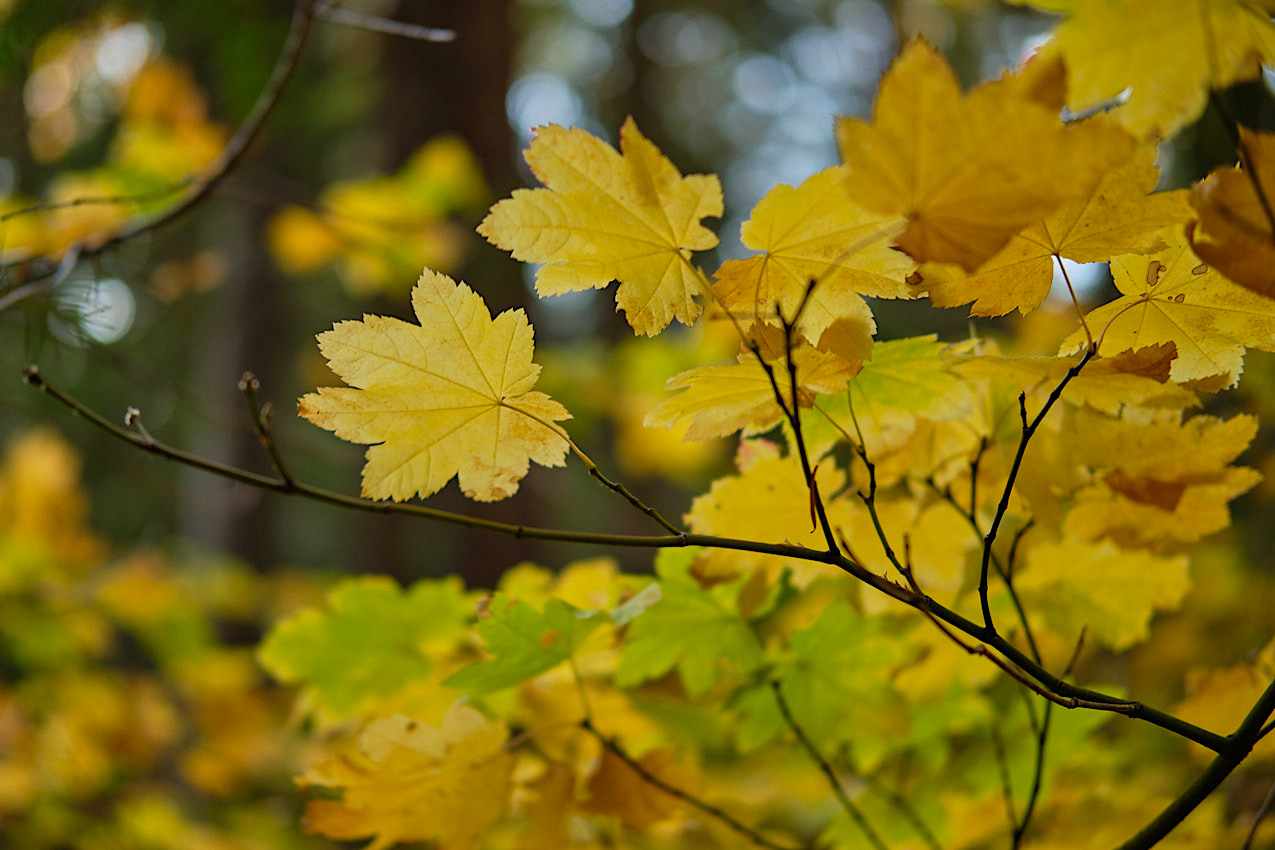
479, 117, 722, 335
713, 166, 916, 360
299, 269, 571, 502
1190, 127, 1275, 297
835, 40, 1135, 271
1062, 228, 1275, 387
301, 705, 513, 850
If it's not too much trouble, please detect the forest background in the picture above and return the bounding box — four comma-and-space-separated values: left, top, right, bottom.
6, 1, 1275, 849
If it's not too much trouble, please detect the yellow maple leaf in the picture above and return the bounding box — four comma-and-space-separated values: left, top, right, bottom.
1015, 539, 1189, 650
1060, 407, 1260, 545
685, 452, 854, 587
713, 165, 917, 360
954, 345, 1197, 416
835, 40, 1135, 271
923, 145, 1191, 316
479, 117, 722, 335
299, 269, 571, 502
301, 704, 513, 850
1190, 127, 1275, 297
1061, 227, 1275, 387
645, 323, 861, 441
1035, 0, 1275, 138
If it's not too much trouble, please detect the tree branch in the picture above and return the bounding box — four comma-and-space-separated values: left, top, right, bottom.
22, 362, 1234, 754
771, 681, 887, 850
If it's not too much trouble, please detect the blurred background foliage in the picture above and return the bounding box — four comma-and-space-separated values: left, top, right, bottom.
5, 0, 1275, 842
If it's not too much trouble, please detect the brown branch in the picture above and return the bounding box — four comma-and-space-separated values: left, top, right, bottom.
23, 363, 1236, 754
771, 681, 887, 850
580, 719, 803, 850
14, 0, 319, 280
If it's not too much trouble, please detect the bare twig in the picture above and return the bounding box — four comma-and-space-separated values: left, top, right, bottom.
771, 681, 887, 850
580, 718, 801, 850
1241, 775, 1275, 850
238, 371, 296, 488
0, 242, 82, 313
13, 0, 319, 280
979, 345, 1097, 633
314, 3, 455, 42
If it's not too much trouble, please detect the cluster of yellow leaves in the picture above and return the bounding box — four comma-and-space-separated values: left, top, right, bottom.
285, 17, 1275, 850
267, 135, 489, 296
5, 56, 228, 262
0, 429, 329, 850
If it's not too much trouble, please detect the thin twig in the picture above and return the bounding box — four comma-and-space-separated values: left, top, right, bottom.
238, 371, 296, 488
991, 722, 1019, 831
13, 0, 319, 279
1012, 628, 1085, 849
1241, 775, 1275, 850
862, 776, 941, 850
0, 242, 81, 313
771, 681, 887, 850
314, 4, 455, 41
579, 718, 801, 850
979, 345, 1097, 633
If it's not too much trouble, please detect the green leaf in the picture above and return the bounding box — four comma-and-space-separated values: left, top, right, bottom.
803, 335, 973, 455
443, 595, 607, 695
615, 548, 763, 696
258, 575, 473, 717
772, 602, 915, 767
444, 583, 660, 696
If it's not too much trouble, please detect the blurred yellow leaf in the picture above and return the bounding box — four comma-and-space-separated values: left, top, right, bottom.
1016, 539, 1189, 650
1190, 127, 1275, 297
1034, 0, 1275, 137
924, 145, 1190, 316
301, 705, 513, 850
835, 40, 1134, 271
646, 323, 860, 441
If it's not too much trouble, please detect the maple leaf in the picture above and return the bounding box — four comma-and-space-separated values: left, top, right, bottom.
1016, 539, 1189, 651
685, 452, 853, 587
923, 145, 1191, 317
954, 345, 1197, 416
1061, 228, 1275, 387
442, 585, 659, 695
1028, 0, 1275, 138
713, 165, 918, 360
645, 323, 861, 440
298, 269, 572, 502
1060, 408, 1260, 545
479, 117, 723, 335
301, 704, 513, 850
615, 549, 763, 696
808, 335, 974, 456
835, 39, 1135, 271
257, 575, 473, 719
1190, 127, 1275, 298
